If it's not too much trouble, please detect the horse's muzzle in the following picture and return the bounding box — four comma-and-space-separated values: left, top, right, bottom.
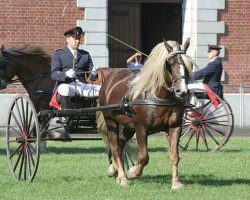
175, 82, 188, 98
0, 79, 7, 90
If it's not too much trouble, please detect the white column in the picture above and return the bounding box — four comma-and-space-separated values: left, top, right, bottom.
182, 0, 225, 67
77, 0, 109, 68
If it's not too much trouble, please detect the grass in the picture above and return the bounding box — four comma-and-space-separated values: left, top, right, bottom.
0, 136, 250, 200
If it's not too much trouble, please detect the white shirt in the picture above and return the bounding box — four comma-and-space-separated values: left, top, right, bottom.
67, 46, 77, 59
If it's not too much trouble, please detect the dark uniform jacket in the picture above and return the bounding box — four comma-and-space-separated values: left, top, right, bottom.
194, 57, 223, 98
51, 47, 93, 84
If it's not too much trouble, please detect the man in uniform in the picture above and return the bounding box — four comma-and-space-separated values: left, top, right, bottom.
51, 26, 100, 109
188, 44, 224, 98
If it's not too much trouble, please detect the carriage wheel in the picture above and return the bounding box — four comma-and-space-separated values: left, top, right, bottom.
6, 94, 40, 182
180, 88, 234, 151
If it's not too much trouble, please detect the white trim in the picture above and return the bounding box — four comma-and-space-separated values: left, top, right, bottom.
77, 0, 109, 68
182, 0, 225, 67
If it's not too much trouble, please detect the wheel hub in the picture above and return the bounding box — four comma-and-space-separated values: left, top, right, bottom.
190, 111, 205, 127
192, 119, 200, 126
16, 136, 27, 143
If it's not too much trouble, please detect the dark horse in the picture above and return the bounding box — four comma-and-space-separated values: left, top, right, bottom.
0, 44, 143, 166
99, 40, 191, 189
0, 44, 114, 110
0, 45, 54, 110
0, 44, 117, 142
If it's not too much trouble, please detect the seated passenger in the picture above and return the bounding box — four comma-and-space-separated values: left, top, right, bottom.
188, 44, 224, 98
126, 52, 144, 70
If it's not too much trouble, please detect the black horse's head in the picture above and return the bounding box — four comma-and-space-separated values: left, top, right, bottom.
0, 44, 51, 90
0, 45, 11, 89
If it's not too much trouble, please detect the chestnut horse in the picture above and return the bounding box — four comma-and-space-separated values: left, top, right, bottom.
99, 40, 191, 189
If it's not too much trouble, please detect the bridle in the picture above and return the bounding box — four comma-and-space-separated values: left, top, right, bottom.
0, 51, 10, 89
165, 50, 188, 95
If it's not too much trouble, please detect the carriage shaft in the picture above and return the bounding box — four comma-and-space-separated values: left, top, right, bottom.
38, 103, 128, 118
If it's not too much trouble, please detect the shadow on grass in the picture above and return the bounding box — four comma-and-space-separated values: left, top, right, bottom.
44, 146, 108, 154
149, 147, 247, 153
148, 147, 169, 152
0, 148, 6, 155
140, 174, 250, 186
218, 149, 250, 153
1, 146, 247, 156
179, 149, 246, 153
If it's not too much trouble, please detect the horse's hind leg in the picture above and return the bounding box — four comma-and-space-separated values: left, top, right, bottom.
169, 127, 183, 189
127, 125, 148, 179
107, 125, 132, 177
107, 122, 129, 187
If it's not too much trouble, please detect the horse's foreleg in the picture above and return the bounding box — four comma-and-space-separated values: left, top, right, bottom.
169, 127, 183, 189
107, 123, 128, 187
127, 126, 148, 179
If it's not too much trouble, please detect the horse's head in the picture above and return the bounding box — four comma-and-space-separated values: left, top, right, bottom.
0, 45, 53, 92
0, 45, 15, 89
129, 39, 192, 100
164, 39, 190, 96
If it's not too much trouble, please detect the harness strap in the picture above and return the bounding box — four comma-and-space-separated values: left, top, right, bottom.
130, 97, 183, 106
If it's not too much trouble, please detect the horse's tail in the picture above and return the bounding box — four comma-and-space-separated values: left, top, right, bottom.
96, 110, 109, 146
96, 110, 138, 165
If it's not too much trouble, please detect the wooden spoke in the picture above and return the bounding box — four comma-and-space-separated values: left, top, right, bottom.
6, 95, 40, 182
181, 88, 234, 151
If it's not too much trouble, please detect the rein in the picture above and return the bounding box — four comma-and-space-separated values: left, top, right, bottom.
5, 72, 51, 85
0, 71, 50, 90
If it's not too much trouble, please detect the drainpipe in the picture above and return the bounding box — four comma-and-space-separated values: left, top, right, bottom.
239, 84, 243, 127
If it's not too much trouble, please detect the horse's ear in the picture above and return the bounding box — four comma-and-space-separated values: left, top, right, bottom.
183, 38, 190, 52
163, 39, 173, 52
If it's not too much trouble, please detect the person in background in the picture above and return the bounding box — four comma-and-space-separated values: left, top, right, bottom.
126, 52, 144, 70
51, 26, 100, 110
189, 44, 224, 98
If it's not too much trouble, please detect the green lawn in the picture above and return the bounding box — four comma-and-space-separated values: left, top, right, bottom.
0, 137, 249, 200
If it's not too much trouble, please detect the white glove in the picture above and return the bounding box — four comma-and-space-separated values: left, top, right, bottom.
65, 69, 76, 78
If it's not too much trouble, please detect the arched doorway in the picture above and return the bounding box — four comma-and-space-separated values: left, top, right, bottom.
108, 0, 182, 67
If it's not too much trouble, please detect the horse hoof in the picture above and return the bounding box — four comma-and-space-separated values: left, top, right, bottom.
117, 177, 129, 187
171, 182, 184, 190
107, 163, 117, 177
127, 166, 139, 179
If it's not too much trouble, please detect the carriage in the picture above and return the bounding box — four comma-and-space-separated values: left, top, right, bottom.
0, 40, 234, 189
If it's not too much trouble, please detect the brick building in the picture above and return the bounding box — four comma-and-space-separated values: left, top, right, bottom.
219, 0, 250, 86
0, 0, 249, 94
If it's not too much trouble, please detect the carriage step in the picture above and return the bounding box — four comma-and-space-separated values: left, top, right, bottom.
65, 126, 97, 134
69, 120, 96, 127
56, 118, 96, 125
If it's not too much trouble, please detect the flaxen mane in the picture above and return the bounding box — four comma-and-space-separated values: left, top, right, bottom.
129, 41, 181, 100
182, 54, 198, 74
